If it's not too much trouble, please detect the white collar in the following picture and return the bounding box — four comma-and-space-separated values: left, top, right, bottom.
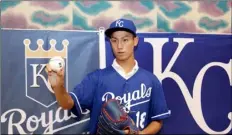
112, 59, 139, 80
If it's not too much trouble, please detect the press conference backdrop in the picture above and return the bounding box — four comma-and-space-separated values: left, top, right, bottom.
1, 29, 231, 134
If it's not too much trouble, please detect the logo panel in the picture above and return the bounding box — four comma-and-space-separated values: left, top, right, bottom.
24, 39, 69, 108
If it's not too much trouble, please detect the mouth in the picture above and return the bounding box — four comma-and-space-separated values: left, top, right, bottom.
117, 52, 125, 55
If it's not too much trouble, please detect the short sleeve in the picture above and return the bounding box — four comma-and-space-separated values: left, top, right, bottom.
149, 78, 171, 121
69, 70, 100, 116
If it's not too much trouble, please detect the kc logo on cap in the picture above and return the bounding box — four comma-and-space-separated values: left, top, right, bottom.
115, 19, 124, 27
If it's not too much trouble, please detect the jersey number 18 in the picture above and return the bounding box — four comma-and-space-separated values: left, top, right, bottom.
136, 111, 146, 129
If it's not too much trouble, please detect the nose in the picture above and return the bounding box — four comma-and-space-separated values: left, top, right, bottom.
117, 41, 123, 49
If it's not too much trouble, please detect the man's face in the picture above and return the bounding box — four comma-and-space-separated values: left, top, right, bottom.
110, 31, 138, 61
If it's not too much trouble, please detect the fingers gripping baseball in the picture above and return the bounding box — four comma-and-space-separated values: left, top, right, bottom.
45, 56, 65, 89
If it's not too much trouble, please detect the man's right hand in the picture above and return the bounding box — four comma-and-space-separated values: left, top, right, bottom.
45, 62, 74, 110
45, 63, 65, 91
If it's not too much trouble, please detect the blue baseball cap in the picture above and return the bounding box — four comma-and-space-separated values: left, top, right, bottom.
105, 19, 137, 38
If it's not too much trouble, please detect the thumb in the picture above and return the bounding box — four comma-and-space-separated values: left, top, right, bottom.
57, 67, 65, 76
124, 129, 129, 134
48, 72, 57, 87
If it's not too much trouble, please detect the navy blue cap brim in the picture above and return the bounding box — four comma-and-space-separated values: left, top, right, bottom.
105, 27, 136, 38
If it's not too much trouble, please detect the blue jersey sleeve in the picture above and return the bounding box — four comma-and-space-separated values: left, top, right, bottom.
149, 78, 171, 121
69, 70, 100, 116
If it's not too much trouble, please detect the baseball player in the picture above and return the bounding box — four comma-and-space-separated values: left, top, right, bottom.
46, 18, 171, 134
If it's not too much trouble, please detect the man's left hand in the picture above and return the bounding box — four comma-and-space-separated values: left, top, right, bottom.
124, 129, 143, 134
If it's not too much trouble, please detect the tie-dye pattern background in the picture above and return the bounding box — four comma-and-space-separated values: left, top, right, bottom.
1, 1, 231, 33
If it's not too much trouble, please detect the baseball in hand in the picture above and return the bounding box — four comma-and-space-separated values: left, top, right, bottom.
49, 56, 65, 71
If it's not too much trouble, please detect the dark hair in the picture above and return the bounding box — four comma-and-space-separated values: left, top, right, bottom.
107, 28, 136, 38
110, 30, 136, 39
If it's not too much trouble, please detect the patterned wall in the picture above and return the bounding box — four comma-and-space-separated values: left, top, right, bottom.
1, 0, 231, 34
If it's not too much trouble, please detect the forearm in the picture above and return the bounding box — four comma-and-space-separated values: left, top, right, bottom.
53, 85, 74, 110
140, 120, 162, 134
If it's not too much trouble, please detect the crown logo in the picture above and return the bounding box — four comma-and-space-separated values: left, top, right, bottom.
24, 39, 69, 58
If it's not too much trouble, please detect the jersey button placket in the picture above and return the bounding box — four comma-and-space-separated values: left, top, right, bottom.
124, 81, 129, 93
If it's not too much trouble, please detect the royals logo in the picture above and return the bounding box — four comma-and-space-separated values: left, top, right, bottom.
1, 33, 91, 134
115, 19, 124, 27
24, 38, 69, 108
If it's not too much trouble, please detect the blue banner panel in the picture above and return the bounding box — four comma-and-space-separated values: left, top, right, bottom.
105, 33, 232, 134
1, 30, 99, 134
1, 30, 231, 134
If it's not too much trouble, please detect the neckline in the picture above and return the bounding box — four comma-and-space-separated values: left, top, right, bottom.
111, 66, 141, 82
111, 59, 139, 80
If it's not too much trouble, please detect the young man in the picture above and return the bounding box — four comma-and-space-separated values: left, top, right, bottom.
46, 19, 171, 134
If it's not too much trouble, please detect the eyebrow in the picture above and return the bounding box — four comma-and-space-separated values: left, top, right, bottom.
111, 35, 132, 39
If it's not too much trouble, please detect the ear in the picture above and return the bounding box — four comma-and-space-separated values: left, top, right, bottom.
133, 36, 139, 47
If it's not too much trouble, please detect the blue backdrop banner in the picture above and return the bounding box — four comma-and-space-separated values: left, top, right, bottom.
1, 29, 231, 134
